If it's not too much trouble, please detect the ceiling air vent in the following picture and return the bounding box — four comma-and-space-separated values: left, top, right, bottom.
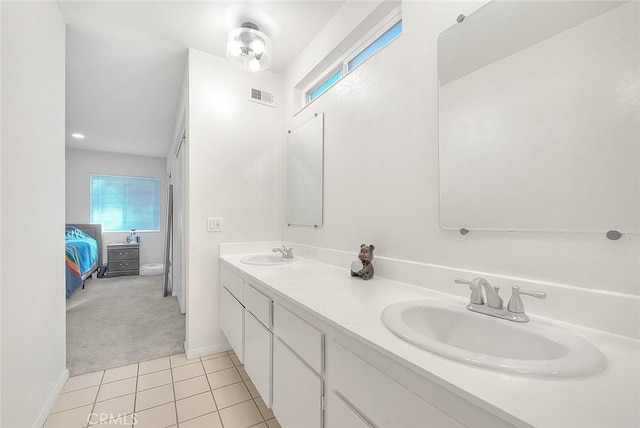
249, 87, 275, 108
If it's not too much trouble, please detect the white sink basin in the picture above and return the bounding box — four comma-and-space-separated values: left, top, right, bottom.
381, 300, 606, 378
240, 254, 299, 266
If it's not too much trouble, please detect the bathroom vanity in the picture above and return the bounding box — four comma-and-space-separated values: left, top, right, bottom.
220, 245, 639, 428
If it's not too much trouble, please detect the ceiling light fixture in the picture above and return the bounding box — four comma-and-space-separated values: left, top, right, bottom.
227, 22, 272, 72
71, 133, 85, 139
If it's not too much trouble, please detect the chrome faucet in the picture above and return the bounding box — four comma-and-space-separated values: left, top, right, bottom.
273, 245, 294, 259
455, 277, 546, 322
456, 277, 503, 308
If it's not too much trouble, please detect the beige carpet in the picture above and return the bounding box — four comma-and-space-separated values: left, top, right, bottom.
66, 275, 185, 376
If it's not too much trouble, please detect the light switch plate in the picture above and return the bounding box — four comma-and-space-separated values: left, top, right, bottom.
207, 217, 223, 232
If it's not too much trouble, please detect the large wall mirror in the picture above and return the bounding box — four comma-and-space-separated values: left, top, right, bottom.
286, 113, 324, 227
438, 1, 639, 234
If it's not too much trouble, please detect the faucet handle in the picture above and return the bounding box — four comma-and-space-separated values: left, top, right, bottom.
507, 286, 546, 314
455, 278, 484, 305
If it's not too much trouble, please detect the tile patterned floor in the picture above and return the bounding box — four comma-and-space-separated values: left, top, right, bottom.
45, 351, 281, 428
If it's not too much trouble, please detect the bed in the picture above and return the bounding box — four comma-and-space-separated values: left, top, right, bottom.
65, 223, 103, 298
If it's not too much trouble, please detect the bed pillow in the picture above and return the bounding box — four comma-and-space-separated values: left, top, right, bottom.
65, 225, 90, 240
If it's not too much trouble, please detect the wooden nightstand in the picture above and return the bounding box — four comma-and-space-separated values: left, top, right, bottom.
107, 242, 140, 277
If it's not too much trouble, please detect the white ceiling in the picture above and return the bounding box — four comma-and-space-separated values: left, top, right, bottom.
59, 1, 345, 158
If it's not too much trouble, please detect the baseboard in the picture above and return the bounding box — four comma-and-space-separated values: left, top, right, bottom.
184, 341, 231, 360
34, 368, 69, 428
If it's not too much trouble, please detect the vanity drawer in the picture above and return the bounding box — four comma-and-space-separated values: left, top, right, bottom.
329, 342, 461, 428
222, 267, 244, 303
245, 282, 272, 330
274, 304, 323, 374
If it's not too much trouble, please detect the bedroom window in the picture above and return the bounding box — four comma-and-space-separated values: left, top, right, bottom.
90, 175, 161, 232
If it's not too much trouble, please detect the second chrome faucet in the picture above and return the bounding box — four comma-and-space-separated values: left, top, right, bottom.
273, 245, 294, 259
455, 277, 546, 323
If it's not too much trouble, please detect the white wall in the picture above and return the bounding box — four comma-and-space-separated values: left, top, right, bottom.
1, 2, 67, 427
185, 49, 282, 355
65, 148, 168, 266
0, 1, 3, 422
282, 1, 639, 296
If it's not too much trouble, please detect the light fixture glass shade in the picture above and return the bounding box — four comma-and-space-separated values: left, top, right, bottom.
226, 23, 272, 72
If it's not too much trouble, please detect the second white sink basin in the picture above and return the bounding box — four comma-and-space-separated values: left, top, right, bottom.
382, 299, 606, 378
240, 254, 299, 266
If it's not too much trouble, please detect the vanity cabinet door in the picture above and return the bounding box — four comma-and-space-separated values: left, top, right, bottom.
272, 338, 323, 428
326, 391, 372, 428
221, 287, 244, 363
244, 310, 272, 406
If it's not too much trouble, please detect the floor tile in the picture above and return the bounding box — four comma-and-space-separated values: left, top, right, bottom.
254, 397, 273, 420
219, 400, 264, 428
203, 355, 234, 373
91, 413, 134, 426
137, 369, 172, 391
44, 404, 93, 428
265, 418, 281, 428
90, 394, 135, 424
135, 384, 174, 412
176, 391, 217, 422
172, 361, 205, 382
201, 351, 230, 361
138, 357, 170, 376
62, 371, 104, 393
170, 353, 194, 368
134, 402, 176, 428
47, 351, 279, 428
51, 386, 99, 413
229, 353, 241, 366
102, 364, 138, 384
236, 365, 250, 381
212, 382, 251, 409
97, 377, 136, 402
178, 411, 222, 428
174, 375, 210, 400
244, 379, 260, 399
208, 367, 241, 389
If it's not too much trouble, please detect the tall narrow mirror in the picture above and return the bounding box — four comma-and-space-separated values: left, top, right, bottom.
286, 113, 324, 227
438, 1, 639, 233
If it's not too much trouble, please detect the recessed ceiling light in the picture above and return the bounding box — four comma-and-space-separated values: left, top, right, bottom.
71, 133, 85, 139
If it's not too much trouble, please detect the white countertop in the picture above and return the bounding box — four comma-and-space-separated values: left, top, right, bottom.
221, 254, 640, 428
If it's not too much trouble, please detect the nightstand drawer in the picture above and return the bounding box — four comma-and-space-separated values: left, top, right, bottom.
108, 248, 139, 261
108, 270, 139, 278
109, 260, 139, 272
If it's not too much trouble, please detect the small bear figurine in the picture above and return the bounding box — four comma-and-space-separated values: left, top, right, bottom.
350, 243, 375, 280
